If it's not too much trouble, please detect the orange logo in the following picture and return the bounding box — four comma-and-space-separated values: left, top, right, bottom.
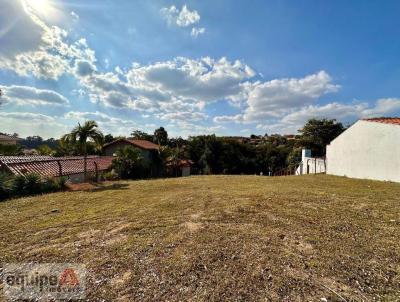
59, 268, 80, 287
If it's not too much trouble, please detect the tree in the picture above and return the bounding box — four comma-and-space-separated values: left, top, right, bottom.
298, 118, 345, 156
63, 121, 103, 181
111, 146, 143, 179
131, 130, 153, 141
36, 144, 54, 156
154, 127, 168, 146
104, 134, 115, 144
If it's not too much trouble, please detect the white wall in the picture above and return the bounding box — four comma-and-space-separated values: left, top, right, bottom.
296, 150, 326, 175
326, 120, 400, 182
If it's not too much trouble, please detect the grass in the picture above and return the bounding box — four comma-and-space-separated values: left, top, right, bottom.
0, 175, 399, 301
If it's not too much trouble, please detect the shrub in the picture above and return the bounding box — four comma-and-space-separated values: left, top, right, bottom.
0, 172, 14, 200
112, 146, 144, 179
101, 170, 119, 181
0, 173, 67, 200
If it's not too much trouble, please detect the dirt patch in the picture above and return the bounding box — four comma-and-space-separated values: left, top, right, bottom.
183, 221, 203, 232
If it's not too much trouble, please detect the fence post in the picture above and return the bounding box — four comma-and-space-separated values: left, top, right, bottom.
94, 161, 98, 182
57, 160, 62, 177
314, 158, 317, 175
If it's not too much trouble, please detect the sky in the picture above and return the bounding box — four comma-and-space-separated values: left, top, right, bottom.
1, 0, 400, 139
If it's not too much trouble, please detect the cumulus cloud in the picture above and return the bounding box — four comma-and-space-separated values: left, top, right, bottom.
191, 27, 205, 38
161, 4, 205, 36
0, 0, 96, 80
0, 85, 69, 106
0, 111, 68, 138
161, 5, 200, 27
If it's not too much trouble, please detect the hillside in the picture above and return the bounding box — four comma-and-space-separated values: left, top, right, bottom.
0, 175, 399, 301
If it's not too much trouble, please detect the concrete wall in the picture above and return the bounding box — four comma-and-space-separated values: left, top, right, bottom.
296, 149, 326, 175
326, 120, 400, 182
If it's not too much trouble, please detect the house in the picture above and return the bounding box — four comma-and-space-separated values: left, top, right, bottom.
326, 118, 400, 182
103, 139, 159, 162
0, 155, 114, 183
0, 133, 20, 145
166, 159, 193, 177
296, 149, 326, 175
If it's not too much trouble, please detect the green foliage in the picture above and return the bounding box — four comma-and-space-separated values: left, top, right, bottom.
0, 173, 67, 201
112, 146, 145, 179
101, 170, 119, 181
298, 118, 345, 156
0, 172, 14, 200
36, 144, 54, 155
0, 144, 23, 155
154, 127, 168, 146
130, 130, 154, 141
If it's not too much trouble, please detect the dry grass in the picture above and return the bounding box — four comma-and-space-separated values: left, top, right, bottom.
0, 175, 399, 301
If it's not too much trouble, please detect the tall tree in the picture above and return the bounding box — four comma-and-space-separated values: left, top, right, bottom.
130, 130, 153, 141
298, 118, 345, 156
63, 121, 103, 180
154, 127, 168, 146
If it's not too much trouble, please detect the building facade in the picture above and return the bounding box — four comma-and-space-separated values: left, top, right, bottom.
326, 118, 400, 182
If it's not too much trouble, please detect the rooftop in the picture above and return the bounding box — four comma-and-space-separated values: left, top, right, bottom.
103, 139, 159, 150
363, 117, 400, 126
0, 155, 113, 178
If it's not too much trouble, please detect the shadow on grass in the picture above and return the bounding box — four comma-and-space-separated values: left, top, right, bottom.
90, 183, 130, 192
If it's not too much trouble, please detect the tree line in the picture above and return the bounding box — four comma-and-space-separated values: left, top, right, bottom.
1, 118, 345, 176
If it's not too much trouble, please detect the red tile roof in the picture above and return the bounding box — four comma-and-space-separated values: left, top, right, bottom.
363, 117, 400, 125
103, 139, 159, 150
0, 156, 113, 178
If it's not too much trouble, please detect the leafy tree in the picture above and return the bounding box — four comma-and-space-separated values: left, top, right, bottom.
131, 130, 154, 141
112, 146, 144, 179
298, 118, 345, 156
63, 121, 103, 180
104, 134, 115, 144
36, 144, 54, 155
154, 127, 168, 146
0, 144, 23, 155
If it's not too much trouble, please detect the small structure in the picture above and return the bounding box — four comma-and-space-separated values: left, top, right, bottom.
0, 156, 114, 183
296, 149, 326, 175
0, 133, 20, 145
103, 139, 159, 163
166, 159, 193, 177
326, 118, 400, 182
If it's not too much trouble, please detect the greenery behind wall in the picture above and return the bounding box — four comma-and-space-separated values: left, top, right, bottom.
0, 119, 345, 176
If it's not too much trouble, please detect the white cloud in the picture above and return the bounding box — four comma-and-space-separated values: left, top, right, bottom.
0, 0, 96, 80
0, 85, 69, 106
161, 4, 205, 36
71, 11, 79, 21
0, 111, 68, 138
191, 27, 205, 38
161, 5, 200, 27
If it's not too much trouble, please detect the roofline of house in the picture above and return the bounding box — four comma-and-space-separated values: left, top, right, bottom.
103, 138, 159, 150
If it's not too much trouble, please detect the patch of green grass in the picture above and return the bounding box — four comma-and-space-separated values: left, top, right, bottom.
0, 175, 399, 301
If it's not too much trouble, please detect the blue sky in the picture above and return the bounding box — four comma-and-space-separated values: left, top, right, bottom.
1, 0, 400, 138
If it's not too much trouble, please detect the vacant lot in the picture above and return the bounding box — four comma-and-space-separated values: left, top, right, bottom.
0, 175, 399, 301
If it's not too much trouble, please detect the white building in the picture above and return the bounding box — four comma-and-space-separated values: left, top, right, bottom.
326, 118, 400, 182
296, 149, 326, 175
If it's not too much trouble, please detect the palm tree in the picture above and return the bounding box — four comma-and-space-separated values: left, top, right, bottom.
64, 121, 103, 181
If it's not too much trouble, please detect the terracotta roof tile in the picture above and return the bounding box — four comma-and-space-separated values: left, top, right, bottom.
128, 140, 159, 150
0, 156, 113, 178
362, 117, 400, 125
103, 139, 159, 150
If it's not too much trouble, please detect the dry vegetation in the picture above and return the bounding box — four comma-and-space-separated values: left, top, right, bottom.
0, 175, 399, 301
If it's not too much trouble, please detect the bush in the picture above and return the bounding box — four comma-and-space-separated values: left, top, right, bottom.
0, 173, 67, 201
112, 146, 145, 179
101, 170, 119, 181
0, 172, 14, 200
